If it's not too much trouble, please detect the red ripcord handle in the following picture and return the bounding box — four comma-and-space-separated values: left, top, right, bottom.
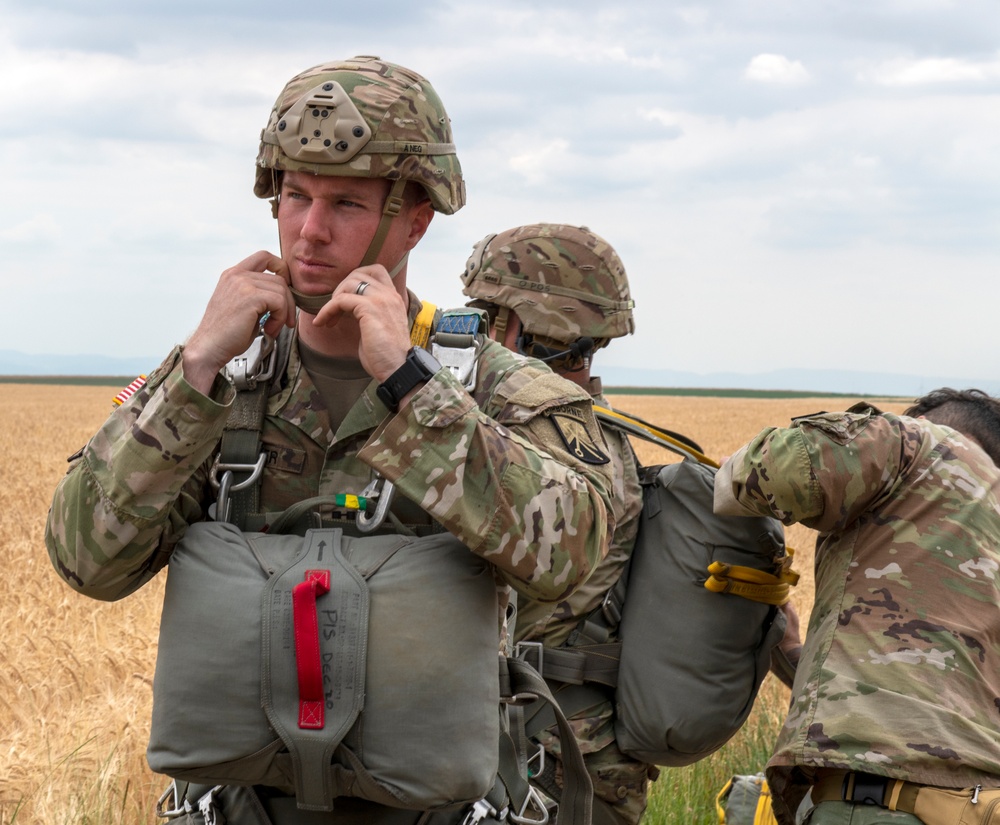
292, 570, 331, 729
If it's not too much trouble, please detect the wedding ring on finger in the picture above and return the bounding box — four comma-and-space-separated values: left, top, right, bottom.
355, 281, 370, 296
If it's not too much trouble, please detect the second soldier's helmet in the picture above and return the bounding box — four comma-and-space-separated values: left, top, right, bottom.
461, 223, 635, 353
254, 55, 465, 214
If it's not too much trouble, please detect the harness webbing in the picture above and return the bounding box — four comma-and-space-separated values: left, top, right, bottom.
217, 302, 439, 530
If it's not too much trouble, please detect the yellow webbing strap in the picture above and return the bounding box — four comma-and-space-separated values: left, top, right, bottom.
715, 777, 735, 823
593, 404, 799, 602
410, 300, 437, 349
705, 562, 792, 606
715, 775, 779, 825
755, 782, 779, 825
594, 405, 717, 466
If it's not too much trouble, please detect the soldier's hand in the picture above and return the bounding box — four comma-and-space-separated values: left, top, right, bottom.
183, 251, 295, 395
310, 264, 412, 383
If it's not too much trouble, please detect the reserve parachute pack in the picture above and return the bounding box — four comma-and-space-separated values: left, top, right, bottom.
149, 306, 595, 824
523, 406, 797, 767
149, 517, 501, 810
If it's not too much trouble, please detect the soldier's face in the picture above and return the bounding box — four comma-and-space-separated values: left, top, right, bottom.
277, 172, 427, 294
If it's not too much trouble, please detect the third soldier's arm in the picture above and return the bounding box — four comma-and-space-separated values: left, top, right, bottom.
714, 409, 906, 532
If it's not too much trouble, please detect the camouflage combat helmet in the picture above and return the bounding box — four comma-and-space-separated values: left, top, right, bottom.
255, 55, 464, 214
461, 223, 635, 353
256, 56, 465, 309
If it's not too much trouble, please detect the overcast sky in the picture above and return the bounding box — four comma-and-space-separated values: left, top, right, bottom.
2, 0, 998, 385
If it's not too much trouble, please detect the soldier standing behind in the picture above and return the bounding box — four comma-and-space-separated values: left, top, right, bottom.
461, 223, 658, 824
45, 59, 616, 824
714, 389, 1000, 825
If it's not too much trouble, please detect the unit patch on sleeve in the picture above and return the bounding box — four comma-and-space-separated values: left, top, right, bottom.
112, 375, 147, 407
546, 405, 610, 466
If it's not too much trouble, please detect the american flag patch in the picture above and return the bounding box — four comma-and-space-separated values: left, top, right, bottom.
112, 375, 147, 407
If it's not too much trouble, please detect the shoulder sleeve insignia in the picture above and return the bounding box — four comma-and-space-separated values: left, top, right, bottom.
546, 405, 610, 466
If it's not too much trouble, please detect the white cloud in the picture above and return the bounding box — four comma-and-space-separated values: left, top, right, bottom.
744, 53, 811, 85
508, 139, 573, 185
0, 214, 60, 243
863, 56, 1000, 85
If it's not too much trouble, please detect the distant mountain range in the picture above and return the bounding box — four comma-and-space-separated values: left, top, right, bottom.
0, 350, 162, 379
1, 349, 995, 398
599, 367, 1000, 398
596, 366, 999, 398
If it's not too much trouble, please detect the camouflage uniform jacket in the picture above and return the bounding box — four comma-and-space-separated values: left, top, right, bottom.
45, 296, 615, 626
714, 404, 1000, 825
514, 380, 642, 756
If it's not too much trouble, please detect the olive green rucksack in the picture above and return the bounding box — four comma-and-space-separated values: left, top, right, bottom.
614, 457, 789, 765
522, 408, 796, 768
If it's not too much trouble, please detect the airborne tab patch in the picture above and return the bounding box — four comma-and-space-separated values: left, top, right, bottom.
546, 405, 610, 466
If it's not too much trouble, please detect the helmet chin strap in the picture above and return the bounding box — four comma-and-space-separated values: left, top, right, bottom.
277, 177, 411, 314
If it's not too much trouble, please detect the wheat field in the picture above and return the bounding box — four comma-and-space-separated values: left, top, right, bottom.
0, 383, 911, 824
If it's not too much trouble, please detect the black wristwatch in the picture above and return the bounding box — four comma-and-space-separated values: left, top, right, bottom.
376, 346, 442, 412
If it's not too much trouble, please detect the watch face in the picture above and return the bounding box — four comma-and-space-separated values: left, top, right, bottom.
411, 346, 441, 375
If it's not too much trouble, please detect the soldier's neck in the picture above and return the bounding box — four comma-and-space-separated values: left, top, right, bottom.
296, 313, 363, 360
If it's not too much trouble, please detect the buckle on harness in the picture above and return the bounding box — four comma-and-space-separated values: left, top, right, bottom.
157, 780, 227, 821
209, 453, 267, 523
156, 780, 187, 819
510, 641, 546, 779
601, 587, 623, 627
356, 475, 395, 533
510, 786, 550, 825
462, 798, 510, 825
512, 641, 544, 685
525, 742, 545, 784
225, 332, 276, 391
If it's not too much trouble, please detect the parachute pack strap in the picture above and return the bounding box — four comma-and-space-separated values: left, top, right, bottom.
410, 300, 438, 349
521, 681, 612, 742
266, 495, 356, 535
715, 777, 735, 823
478, 728, 533, 823
567, 561, 629, 646
592, 406, 716, 466
704, 561, 790, 606
506, 657, 593, 825
216, 385, 268, 527
431, 308, 487, 391
216, 326, 294, 528
534, 644, 620, 688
